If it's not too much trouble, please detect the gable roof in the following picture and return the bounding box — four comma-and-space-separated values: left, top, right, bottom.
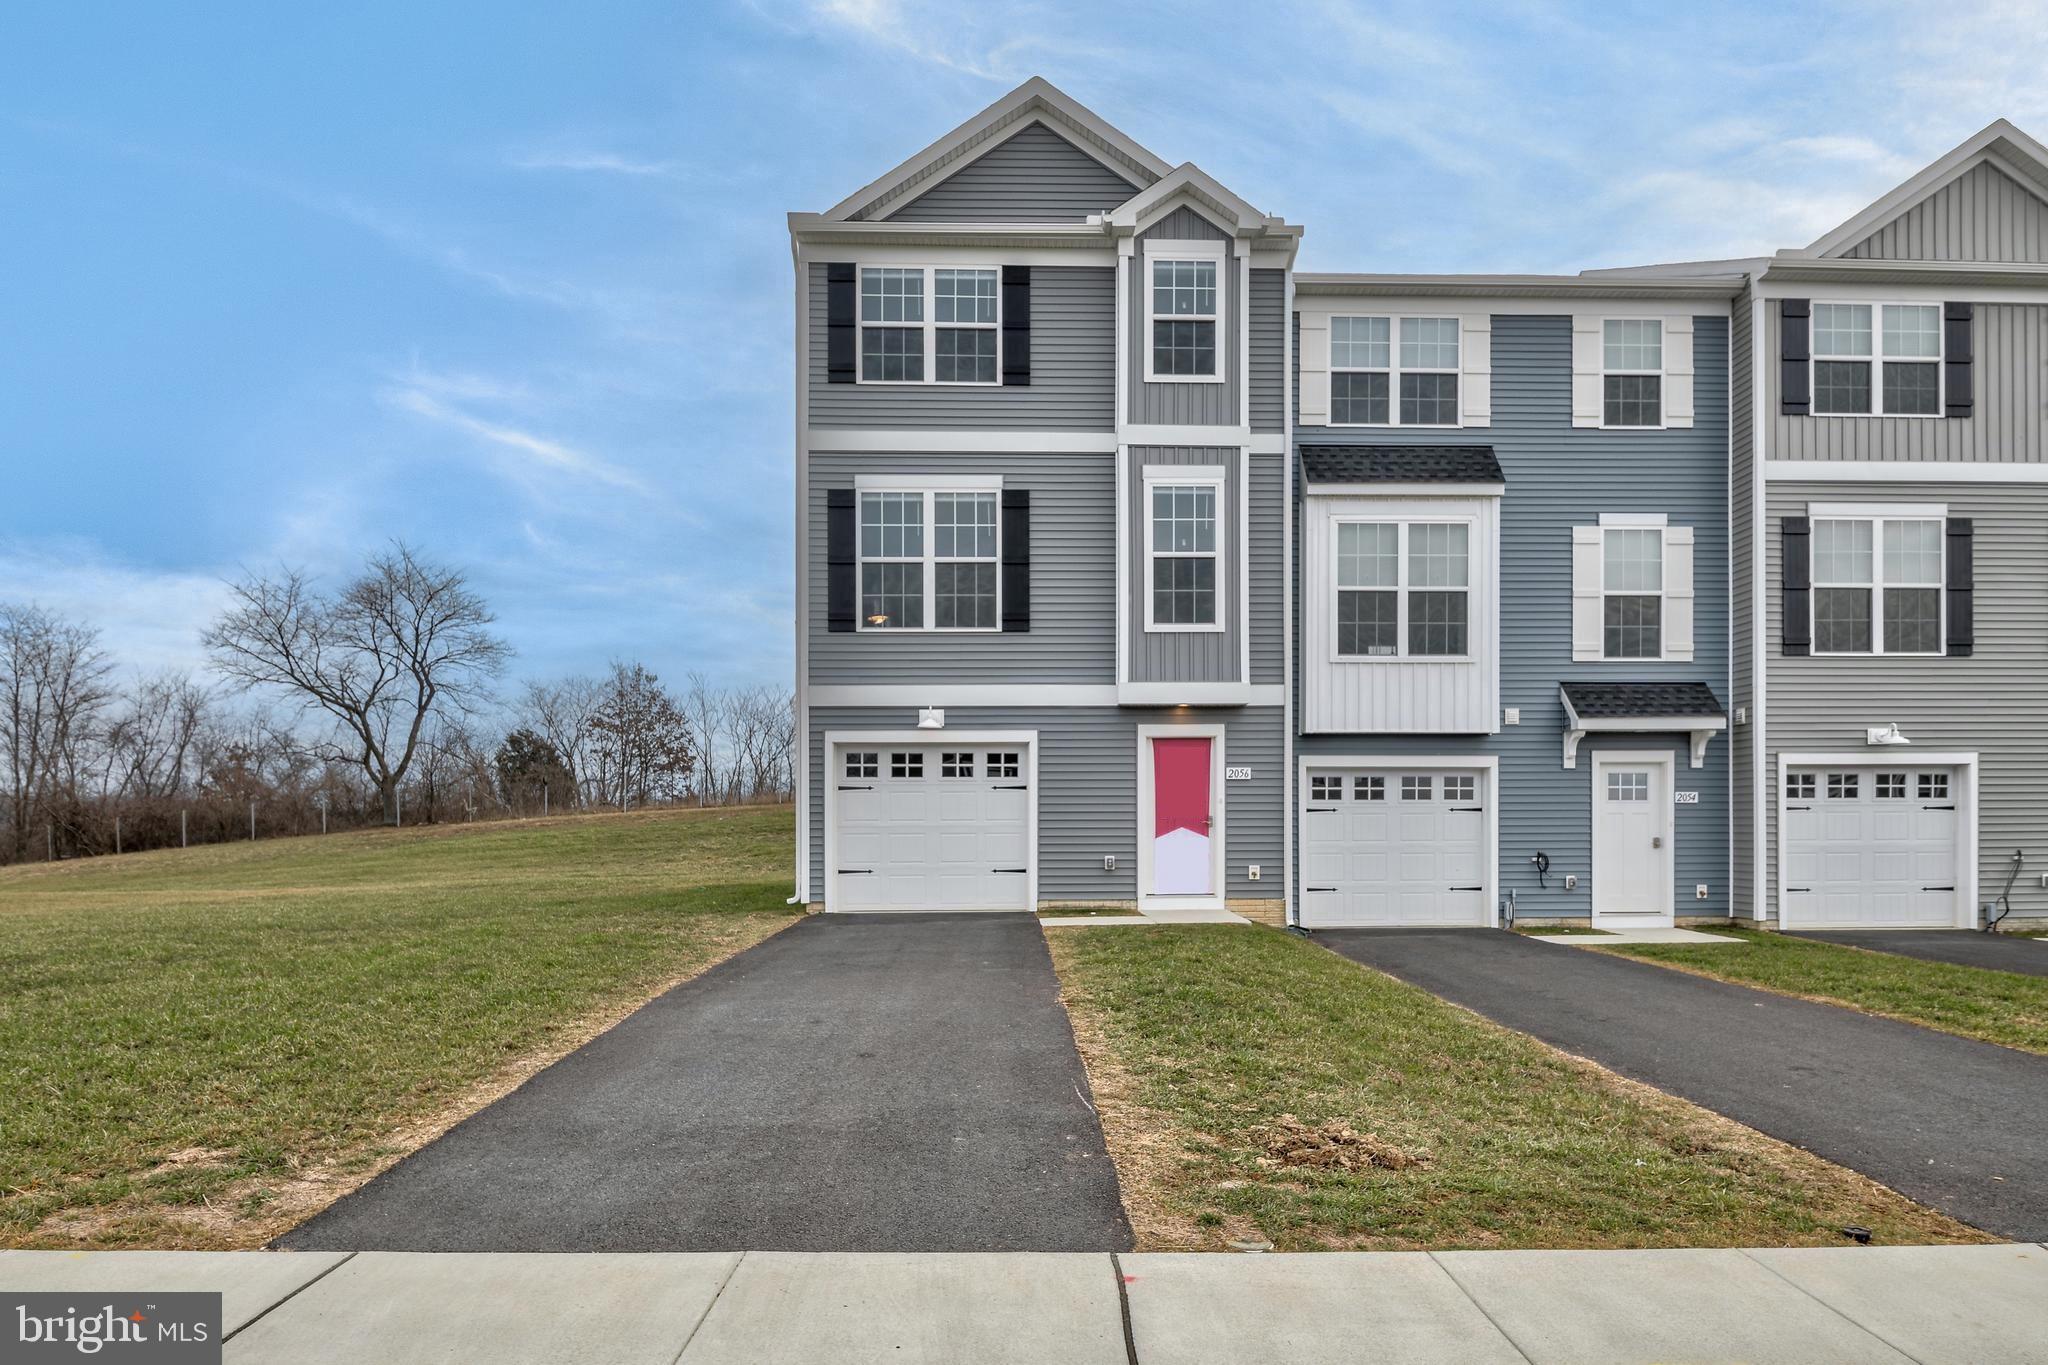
1105, 162, 1292, 236
823, 78, 1172, 224
1300, 445, 1505, 486
1798, 119, 2048, 259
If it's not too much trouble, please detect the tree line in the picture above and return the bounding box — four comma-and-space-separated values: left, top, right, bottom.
1, 546, 792, 864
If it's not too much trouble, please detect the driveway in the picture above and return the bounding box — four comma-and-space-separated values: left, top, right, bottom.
278, 913, 1132, 1253
1789, 929, 2048, 979
1315, 929, 2048, 1240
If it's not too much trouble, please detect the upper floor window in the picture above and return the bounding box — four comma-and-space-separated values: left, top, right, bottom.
1812, 303, 1941, 416
1328, 316, 1459, 425
1334, 519, 1469, 659
859, 266, 1000, 385
1602, 319, 1663, 428
1145, 244, 1224, 383
1811, 515, 1943, 655
1602, 527, 1663, 658
1145, 476, 1222, 630
858, 487, 1000, 631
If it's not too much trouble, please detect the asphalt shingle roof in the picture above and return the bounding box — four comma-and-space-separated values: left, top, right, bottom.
1299, 445, 1505, 485
1561, 681, 1726, 720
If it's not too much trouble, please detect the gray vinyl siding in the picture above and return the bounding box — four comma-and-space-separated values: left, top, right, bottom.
1248, 450, 1284, 684
1730, 290, 1757, 914
1293, 313, 1733, 919
1128, 447, 1242, 684
808, 452, 1113, 684
879, 122, 1140, 223
1128, 210, 1241, 426
807, 263, 1114, 430
1842, 162, 2048, 263
1766, 304, 2048, 462
808, 705, 1286, 902
1249, 269, 1285, 432
1761, 480, 2048, 924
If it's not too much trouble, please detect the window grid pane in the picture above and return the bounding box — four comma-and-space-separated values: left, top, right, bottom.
1407, 523, 1469, 588
933, 493, 997, 560
933, 268, 996, 324
1603, 528, 1663, 591
1399, 372, 1458, 425
1407, 590, 1467, 656
1152, 555, 1216, 625
1152, 485, 1216, 553
1153, 320, 1217, 376
861, 492, 924, 559
1337, 522, 1398, 588
1814, 360, 1872, 414
1398, 316, 1459, 369
861, 327, 925, 382
1353, 776, 1385, 801
935, 328, 997, 383
1331, 316, 1391, 369
860, 562, 924, 629
1332, 370, 1390, 424
1603, 374, 1662, 426
1882, 520, 1942, 585
1401, 776, 1432, 801
1813, 303, 1872, 357
1604, 595, 1663, 659
1883, 362, 1939, 415
860, 267, 924, 323
1337, 589, 1398, 656
1603, 319, 1662, 371
1152, 259, 1216, 317
1882, 304, 1941, 359
1812, 520, 1874, 585
1813, 586, 1873, 653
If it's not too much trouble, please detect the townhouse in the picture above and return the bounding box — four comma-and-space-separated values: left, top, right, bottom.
791, 79, 2048, 933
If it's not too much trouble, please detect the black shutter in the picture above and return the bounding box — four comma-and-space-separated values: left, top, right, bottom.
1782, 516, 1811, 656
1945, 302, 1974, 418
1779, 298, 1810, 416
1946, 518, 1974, 657
1000, 489, 1030, 632
1001, 266, 1031, 387
827, 488, 856, 632
826, 263, 856, 385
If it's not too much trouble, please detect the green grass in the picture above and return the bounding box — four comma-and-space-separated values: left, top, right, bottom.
1050, 926, 1985, 1251
1601, 928, 2048, 1055
0, 806, 800, 1249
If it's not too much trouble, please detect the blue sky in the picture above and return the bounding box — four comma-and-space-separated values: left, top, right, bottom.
4, 1, 2042, 691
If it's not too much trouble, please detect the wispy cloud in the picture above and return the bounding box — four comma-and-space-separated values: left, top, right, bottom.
0, 541, 233, 676
383, 387, 649, 495
505, 148, 683, 177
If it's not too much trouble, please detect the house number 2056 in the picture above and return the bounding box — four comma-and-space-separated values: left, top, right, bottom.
1225, 766, 1253, 781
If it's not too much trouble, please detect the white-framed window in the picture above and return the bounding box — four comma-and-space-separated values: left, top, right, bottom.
858, 265, 1001, 386
1602, 527, 1664, 659
857, 485, 1001, 632
1333, 519, 1470, 659
1811, 302, 1942, 416
1602, 319, 1663, 428
1810, 513, 1943, 656
1607, 771, 1650, 802
1144, 241, 1225, 383
1327, 315, 1459, 426
1144, 471, 1223, 631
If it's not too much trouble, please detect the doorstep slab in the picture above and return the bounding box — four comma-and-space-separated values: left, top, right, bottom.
1744, 1244, 2048, 1365
0, 1250, 350, 1336
224, 1252, 738, 1364
1120, 1252, 1523, 1365
1432, 1247, 1914, 1364
677, 1252, 1124, 1365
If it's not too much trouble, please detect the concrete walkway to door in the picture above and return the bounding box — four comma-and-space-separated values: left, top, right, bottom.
1316, 929, 2048, 1241
277, 913, 1132, 1253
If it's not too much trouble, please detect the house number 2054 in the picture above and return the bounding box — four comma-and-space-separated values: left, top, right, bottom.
1225, 766, 1253, 781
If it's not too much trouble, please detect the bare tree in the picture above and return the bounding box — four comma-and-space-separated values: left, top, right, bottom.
589, 661, 696, 809
102, 672, 211, 800
519, 675, 601, 808
683, 670, 729, 804
1, 604, 116, 860
203, 545, 510, 825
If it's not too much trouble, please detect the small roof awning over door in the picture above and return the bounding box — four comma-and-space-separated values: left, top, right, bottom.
1559, 682, 1727, 770
1300, 445, 1505, 494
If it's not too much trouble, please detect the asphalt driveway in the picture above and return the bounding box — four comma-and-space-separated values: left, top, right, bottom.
279, 913, 1132, 1253
1788, 929, 2048, 979
1316, 928, 2048, 1240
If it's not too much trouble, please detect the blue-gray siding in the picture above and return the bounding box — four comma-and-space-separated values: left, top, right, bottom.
879, 122, 1140, 223
808, 705, 1285, 902
1293, 313, 1733, 919
808, 452, 1114, 683
807, 263, 1114, 430
1128, 209, 1239, 426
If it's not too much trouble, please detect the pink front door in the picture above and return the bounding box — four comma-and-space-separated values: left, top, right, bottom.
1152, 737, 1214, 896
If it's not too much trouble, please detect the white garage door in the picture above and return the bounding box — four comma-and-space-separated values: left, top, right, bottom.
1783, 767, 1959, 928
831, 743, 1031, 911
1301, 768, 1490, 927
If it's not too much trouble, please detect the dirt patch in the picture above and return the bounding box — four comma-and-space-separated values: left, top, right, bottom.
1251, 1114, 1430, 1172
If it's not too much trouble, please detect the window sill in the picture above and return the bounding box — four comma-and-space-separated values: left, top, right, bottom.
1330, 654, 1475, 665
1810, 410, 1945, 420
1146, 623, 1227, 635
853, 627, 1005, 636
1143, 373, 1227, 385
854, 380, 1003, 389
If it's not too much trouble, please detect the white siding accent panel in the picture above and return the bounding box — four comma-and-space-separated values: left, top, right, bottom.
1297, 313, 1330, 426
1461, 314, 1493, 427
1571, 318, 1602, 427
1664, 315, 1695, 429
1570, 524, 1604, 661
1664, 524, 1695, 662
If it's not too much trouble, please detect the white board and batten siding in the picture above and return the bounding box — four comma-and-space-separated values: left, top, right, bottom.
1300, 496, 1500, 735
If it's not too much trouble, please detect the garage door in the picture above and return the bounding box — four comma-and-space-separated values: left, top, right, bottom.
1300, 768, 1489, 927
831, 744, 1031, 911
1783, 767, 1959, 928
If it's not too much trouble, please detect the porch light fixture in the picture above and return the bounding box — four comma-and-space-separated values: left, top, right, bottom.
917, 707, 945, 730
1865, 723, 1911, 746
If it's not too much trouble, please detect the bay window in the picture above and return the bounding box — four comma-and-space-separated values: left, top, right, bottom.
1335, 520, 1469, 658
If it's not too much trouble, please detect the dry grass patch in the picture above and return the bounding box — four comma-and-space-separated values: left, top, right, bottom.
1049, 925, 1990, 1252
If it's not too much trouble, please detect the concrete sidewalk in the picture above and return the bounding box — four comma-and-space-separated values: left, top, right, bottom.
6, 1245, 2047, 1363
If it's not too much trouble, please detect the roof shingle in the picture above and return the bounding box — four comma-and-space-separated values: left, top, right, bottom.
1300, 445, 1505, 485
1561, 682, 1726, 720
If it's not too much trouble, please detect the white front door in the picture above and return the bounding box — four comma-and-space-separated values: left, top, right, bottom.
1592, 753, 1673, 926
1783, 766, 1960, 928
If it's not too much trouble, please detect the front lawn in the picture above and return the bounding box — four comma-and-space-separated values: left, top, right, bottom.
1600, 928, 2048, 1055
1048, 925, 1986, 1251
0, 806, 799, 1249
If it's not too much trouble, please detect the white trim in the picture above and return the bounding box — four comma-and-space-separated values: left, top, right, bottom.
795, 239, 812, 903
1124, 424, 1252, 446
853, 472, 1004, 491
822, 729, 1038, 913
1141, 466, 1227, 633
1304, 482, 1504, 499
1598, 511, 1669, 528
1137, 723, 1227, 911
1239, 449, 1252, 688
1142, 239, 1229, 385
1767, 460, 2048, 482
1774, 750, 1979, 930
1598, 316, 1670, 430
1807, 501, 1947, 519
1294, 754, 1500, 928
810, 429, 1117, 454
1282, 264, 1297, 927
1298, 296, 1725, 319
800, 241, 1117, 269
1591, 749, 1677, 928
1749, 288, 1769, 920
1106, 164, 1288, 235
807, 684, 1287, 707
